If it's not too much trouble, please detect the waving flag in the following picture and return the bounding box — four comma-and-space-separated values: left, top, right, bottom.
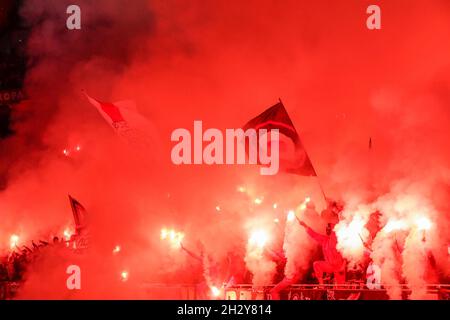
68, 195, 90, 250
68, 194, 87, 234
84, 92, 155, 149
243, 101, 316, 176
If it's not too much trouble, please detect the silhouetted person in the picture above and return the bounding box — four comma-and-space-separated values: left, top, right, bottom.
298, 221, 345, 286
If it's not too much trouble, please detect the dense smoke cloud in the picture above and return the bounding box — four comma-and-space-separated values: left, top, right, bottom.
0, 0, 449, 298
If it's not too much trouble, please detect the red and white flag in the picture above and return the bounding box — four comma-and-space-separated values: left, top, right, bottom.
84, 92, 156, 149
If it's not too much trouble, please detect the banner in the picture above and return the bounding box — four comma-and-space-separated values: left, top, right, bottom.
243, 101, 316, 176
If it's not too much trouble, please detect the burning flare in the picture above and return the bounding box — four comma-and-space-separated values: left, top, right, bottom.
9, 234, 19, 250
210, 286, 221, 297
335, 216, 368, 261
245, 227, 276, 286
160, 228, 184, 249
287, 197, 310, 223
248, 229, 269, 248
120, 270, 129, 282
237, 186, 246, 193
415, 216, 432, 231
286, 210, 296, 222
63, 228, 74, 241
383, 219, 409, 233
253, 197, 263, 205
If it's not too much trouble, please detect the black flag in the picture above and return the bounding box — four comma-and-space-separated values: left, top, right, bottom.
243, 101, 317, 176
68, 194, 87, 234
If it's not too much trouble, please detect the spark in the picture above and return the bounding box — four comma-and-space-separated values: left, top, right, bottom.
237, 186, 246, 193
215, 205, 221, 212
63, 149, 70, 156
75, 145, 81, 152
299, 196, 311, 211
273, 218, 280, 224
121, 270, 129, 282
113, 245, 121, 254
273, 203, 278, 209
254, 197, 263, 205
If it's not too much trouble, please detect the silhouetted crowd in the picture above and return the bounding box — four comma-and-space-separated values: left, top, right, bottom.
0, 237, 66, 299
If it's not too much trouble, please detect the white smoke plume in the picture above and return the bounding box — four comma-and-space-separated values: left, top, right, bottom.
282, 200, 318, 279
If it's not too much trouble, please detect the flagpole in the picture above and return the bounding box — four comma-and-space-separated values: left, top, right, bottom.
316, 176, 327, 202
279, 98, 328, 203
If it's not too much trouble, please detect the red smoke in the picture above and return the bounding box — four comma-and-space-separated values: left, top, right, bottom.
0, 0, 449, 299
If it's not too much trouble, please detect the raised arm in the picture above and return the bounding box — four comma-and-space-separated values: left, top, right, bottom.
298, 220, 328, 244
180, 243, 203, 262
266, 247, 286, 262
